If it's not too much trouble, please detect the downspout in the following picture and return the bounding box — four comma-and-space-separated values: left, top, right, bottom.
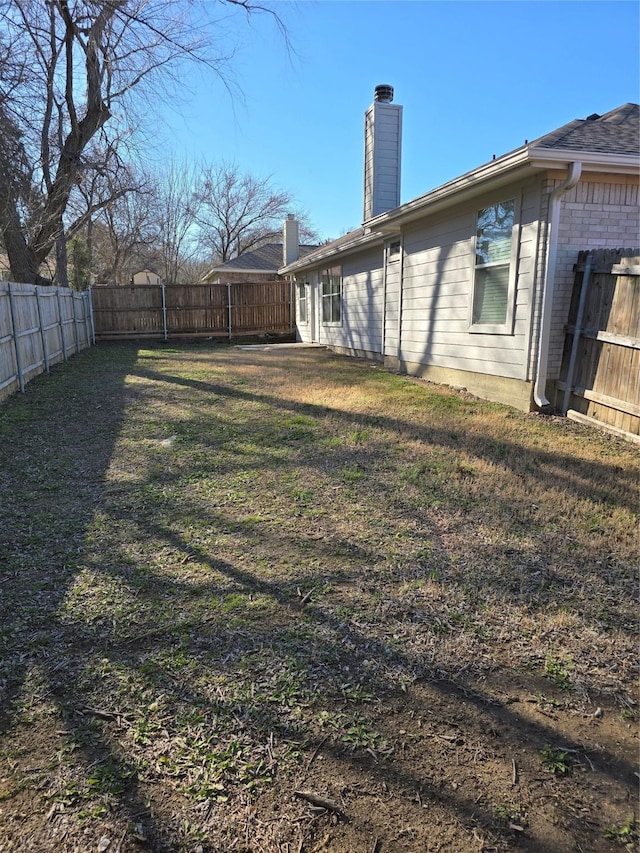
396, 239, 405, 366
381, 244, 388, 358
533, 161, 582, 409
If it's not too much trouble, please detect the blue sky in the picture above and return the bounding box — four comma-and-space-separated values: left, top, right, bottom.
158, 0, 639, 241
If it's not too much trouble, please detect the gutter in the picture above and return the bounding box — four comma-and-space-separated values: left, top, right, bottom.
280, 148, 636, 277
527, 147, 638, 174
533, 161, 582, 409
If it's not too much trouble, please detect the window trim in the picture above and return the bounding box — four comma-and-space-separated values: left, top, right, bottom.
469, 197, 519, 335
296, 278, 308, 325
321, 267, 342, 326
387, 239, 401, 262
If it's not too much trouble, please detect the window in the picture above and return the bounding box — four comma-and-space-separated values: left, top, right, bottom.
471, 199, 516, 331
388, 240, 401, 259
296, 278, 308, 324
321, 266, 342, 324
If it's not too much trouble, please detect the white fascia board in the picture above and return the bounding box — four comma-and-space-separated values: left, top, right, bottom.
527, 147, 639, 173
280, 152, 532, 274
280, 144, 638, 275
366, 148, 533, 230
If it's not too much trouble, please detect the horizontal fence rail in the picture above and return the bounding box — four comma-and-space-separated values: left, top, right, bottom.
0, 281, 93, 402
91, 281, 295, 341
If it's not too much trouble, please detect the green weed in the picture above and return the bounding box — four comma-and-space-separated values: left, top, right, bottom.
544, 653, 574, 689
540, 745, 572, 775
605, 815, 639, 849
341, 466, 365, 483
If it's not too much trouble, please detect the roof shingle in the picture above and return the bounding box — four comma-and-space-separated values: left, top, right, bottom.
532, 103, 639, 156
209, 243, 319, 274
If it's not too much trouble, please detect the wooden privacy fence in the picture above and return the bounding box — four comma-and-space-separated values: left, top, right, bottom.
557, 248, 640, 443
0, 281, 93, 402
91, 281, 295, 340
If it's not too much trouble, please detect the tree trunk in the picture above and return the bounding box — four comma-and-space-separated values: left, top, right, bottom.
0, 196, 51, 284
56, 231, 69, 287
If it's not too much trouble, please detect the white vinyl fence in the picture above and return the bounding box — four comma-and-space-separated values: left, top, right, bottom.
0, 281, 94, 402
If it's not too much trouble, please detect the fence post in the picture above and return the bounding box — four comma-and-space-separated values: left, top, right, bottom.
82, 290, 91, 349
88, 286, 96, 345
561, 252, 593, 415
161, 281, 168, 341
35, 285, 50, 373
227, 281, 232, 339
72, 291, 80, 353
56, 288, 67, 361
7, 283, 25, 393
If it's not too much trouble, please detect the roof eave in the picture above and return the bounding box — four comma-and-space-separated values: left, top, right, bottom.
280, 231, 385, 274
204, 267, 279, 278
281, 149, 534, 273
280, 144, 639, 274
370, 147, 534, 230
528, 147, 640, 173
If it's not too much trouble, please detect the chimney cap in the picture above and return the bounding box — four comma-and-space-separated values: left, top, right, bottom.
374, 84, 394, 103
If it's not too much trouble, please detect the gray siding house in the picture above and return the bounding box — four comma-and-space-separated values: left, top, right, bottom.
280, 89, 639, 411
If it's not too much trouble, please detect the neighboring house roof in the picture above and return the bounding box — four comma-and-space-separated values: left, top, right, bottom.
204, 243, 319, 278
281, 103, 639, 275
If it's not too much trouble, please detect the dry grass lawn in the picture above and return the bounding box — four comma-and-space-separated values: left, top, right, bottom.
0, 342, 638, 853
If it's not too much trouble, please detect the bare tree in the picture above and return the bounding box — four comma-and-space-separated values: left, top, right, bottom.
52, 139, 140, 285
91, 171, 159, 284
154, 159, 201, 285
174, 256, 212, 284
0, 0, 282, 284
72, 157, 205, 285
196, 162, 316, 262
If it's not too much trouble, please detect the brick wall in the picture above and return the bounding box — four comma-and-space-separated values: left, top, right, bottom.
546, 173, 639, 380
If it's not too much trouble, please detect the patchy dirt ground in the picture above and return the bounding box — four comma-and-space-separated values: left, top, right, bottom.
0, 343, 638, 853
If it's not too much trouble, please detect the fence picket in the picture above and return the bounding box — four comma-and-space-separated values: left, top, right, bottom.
558, 248, 640, 442
0, 282, 92, 402
91, 281, 294, 340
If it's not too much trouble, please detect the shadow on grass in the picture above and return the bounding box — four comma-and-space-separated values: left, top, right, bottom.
132, 359, 637, 514
0, 343, 637, 851
0, 343, 168, 844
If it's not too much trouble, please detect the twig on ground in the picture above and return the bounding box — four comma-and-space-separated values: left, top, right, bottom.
78, 707, 125, 723
114, 829, 127, 853
304, 736, 328, 772
294, 790, 343, 814
299, 588, 314, 608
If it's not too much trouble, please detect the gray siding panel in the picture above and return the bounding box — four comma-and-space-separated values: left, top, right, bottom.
398, 184, 540, 381
320, 248, 384, 354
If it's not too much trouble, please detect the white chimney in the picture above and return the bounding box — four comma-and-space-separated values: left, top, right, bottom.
283, 214, 300, 266
363, 84, 402, 222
